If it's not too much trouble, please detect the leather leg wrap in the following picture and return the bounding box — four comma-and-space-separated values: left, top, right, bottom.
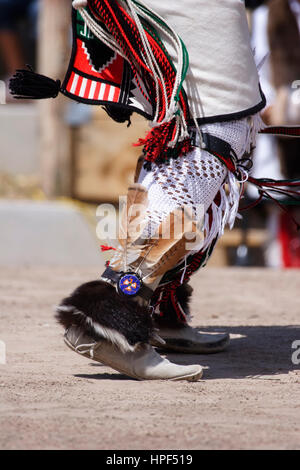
151, 282, 193, 328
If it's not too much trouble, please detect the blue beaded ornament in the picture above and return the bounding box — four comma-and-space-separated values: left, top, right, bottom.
118, 273, 142, 296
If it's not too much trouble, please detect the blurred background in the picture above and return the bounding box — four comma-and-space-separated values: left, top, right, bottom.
0, 0, 299, 268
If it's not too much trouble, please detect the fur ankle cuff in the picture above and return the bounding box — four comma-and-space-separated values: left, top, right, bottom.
55, 280, 155, 353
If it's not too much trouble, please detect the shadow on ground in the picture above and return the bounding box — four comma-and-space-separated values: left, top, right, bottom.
169, 325, 300, 380
73, 325, 300, 381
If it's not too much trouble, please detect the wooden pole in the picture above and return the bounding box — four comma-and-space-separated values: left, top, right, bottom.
38, 0, 72, 198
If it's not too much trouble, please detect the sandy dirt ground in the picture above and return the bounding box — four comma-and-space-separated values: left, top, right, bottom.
0, 266, 299, 450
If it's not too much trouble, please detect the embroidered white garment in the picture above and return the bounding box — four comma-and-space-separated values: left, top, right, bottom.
109, 115, 264, 281
138, 116, 262, 249
139, 148, 227, 237
145, 0, 264, 122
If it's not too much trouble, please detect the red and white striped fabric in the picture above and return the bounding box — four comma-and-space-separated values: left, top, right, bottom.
66, 71, 120, 102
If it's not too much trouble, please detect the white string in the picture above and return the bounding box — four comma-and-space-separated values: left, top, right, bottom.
74, 1, 189, 143
128, 0, 185, 118
79, 8, 127, 60
122, 0, 166, 124
180, 255, 188, 284
236, 168, 249, 184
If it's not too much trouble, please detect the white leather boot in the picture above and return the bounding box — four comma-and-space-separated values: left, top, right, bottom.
64, 326, 203, 381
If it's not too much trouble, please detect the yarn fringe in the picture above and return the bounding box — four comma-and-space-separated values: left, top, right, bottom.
201, 171, 241, 252
135, 121, 192, 163
9, 67, 61, 100
75, 0, 192, 163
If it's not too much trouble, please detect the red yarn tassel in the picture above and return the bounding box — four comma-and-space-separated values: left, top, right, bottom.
135, 122, 192, 163
100, 245, 116, 252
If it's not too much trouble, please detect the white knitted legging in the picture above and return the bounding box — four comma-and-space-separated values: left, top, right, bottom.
138, 117, 257, 254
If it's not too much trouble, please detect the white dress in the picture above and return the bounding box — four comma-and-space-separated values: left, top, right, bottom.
146, 0, 265, 123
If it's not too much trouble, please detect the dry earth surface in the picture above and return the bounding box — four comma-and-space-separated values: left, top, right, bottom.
0, 267, 299, 450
